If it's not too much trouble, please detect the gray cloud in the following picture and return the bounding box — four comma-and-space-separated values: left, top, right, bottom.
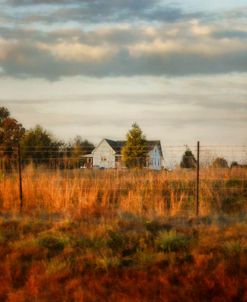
3, 72, 246, 148
0, 0, 202, 25
0, 0, 247, 79
212, 30, 247, 39
1, 40, 247, 79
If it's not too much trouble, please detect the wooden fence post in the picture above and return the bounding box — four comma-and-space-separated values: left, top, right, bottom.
18, 143, 23, 212
196, 141, 200, 216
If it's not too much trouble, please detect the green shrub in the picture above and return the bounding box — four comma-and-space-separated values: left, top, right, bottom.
107, 230, 126, 252
155, 230, 190, 253
37, 233, 68, 256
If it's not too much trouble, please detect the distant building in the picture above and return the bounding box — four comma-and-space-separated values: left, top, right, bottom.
83, 138, 164, 170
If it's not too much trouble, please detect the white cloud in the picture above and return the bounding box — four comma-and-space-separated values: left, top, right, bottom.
37, 42, 116, 62
190, 19, 212, 35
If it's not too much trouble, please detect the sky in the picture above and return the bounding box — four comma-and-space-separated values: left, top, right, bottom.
0, 0, 247, 155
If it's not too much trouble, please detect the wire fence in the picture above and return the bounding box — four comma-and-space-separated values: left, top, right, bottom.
0, 142, 246, 216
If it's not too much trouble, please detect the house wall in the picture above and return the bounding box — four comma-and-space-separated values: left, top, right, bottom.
148, 146, 162, 170
93, 140, 116, 168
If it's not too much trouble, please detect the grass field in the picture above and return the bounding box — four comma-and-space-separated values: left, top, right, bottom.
0, 167, 247, 301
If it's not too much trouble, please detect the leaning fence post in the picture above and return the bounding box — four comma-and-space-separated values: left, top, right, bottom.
196, 141, 200, 216
17, 143, 23, 212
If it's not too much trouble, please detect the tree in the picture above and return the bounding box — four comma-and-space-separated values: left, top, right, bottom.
68, 136, 95, 168
180, 148, 197, 169
72, 136, 94, 156
0, 107, 25, 169
121, 123, 147, 168
0, 107, 10, 122
21, 125, 61, 166
212, 157, 228, 168
230, 161, 239, 168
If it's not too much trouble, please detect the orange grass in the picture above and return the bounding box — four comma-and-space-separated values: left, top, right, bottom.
0, 166, 246, 217
0, 167, 247, 301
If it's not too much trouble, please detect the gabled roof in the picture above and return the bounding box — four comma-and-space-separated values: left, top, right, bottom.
104, 139, 163, 157
105, 139, 125, 154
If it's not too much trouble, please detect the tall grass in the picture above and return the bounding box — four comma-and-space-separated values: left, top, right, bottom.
0, 165, 246, 217
0, 166, 246, 301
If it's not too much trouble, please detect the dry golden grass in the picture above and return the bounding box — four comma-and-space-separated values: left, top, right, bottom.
0, 165, 246, 218
0, 166, 247, 302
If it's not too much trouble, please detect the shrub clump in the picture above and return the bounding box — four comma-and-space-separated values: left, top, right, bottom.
107, 230, 126, 252
37, 233, 67, 256
145, 220, 172, 234
155, 230, 190, 253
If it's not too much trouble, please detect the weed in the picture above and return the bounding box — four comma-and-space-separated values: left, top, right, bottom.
155, 230, 190, 253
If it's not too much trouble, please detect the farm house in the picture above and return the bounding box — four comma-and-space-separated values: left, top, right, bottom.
83, 138, 164, 170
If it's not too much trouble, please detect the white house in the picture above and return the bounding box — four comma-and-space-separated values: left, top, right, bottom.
83, 139, 164, 170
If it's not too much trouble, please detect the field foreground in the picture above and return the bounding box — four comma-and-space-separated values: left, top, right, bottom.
0, 212, 247, 302
0, 169, 247, 301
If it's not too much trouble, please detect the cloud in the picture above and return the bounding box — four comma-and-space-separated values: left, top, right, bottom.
2, 73, 246, 147
213, 30, 247, 39
0, 0, 200, 25
37, 42, 116, 62
1, 24, 247, 80
0, 0, 247, 79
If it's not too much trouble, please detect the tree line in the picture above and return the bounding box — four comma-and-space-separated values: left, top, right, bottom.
0, 107, 94, 170
0, 106, 241, 170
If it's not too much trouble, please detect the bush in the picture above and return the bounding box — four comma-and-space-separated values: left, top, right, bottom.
155, 230, 190, 253
37, 233, 67, 256
145, 220, 172, 234
107, 230, 126, 252
212, 157, 228, 168
180, 149, 197, 169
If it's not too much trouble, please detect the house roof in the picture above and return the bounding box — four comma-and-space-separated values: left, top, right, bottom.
105, 139, 125, 154
105, 139, 163, 157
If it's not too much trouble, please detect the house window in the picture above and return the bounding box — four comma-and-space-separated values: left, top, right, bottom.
101, 156, 107, 162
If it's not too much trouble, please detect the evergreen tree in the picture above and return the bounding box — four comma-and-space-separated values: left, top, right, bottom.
122, 123, 147, 168
180, 148, 197, 169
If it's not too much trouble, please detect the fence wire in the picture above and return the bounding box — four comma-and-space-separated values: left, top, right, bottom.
0, 143, 246, 216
